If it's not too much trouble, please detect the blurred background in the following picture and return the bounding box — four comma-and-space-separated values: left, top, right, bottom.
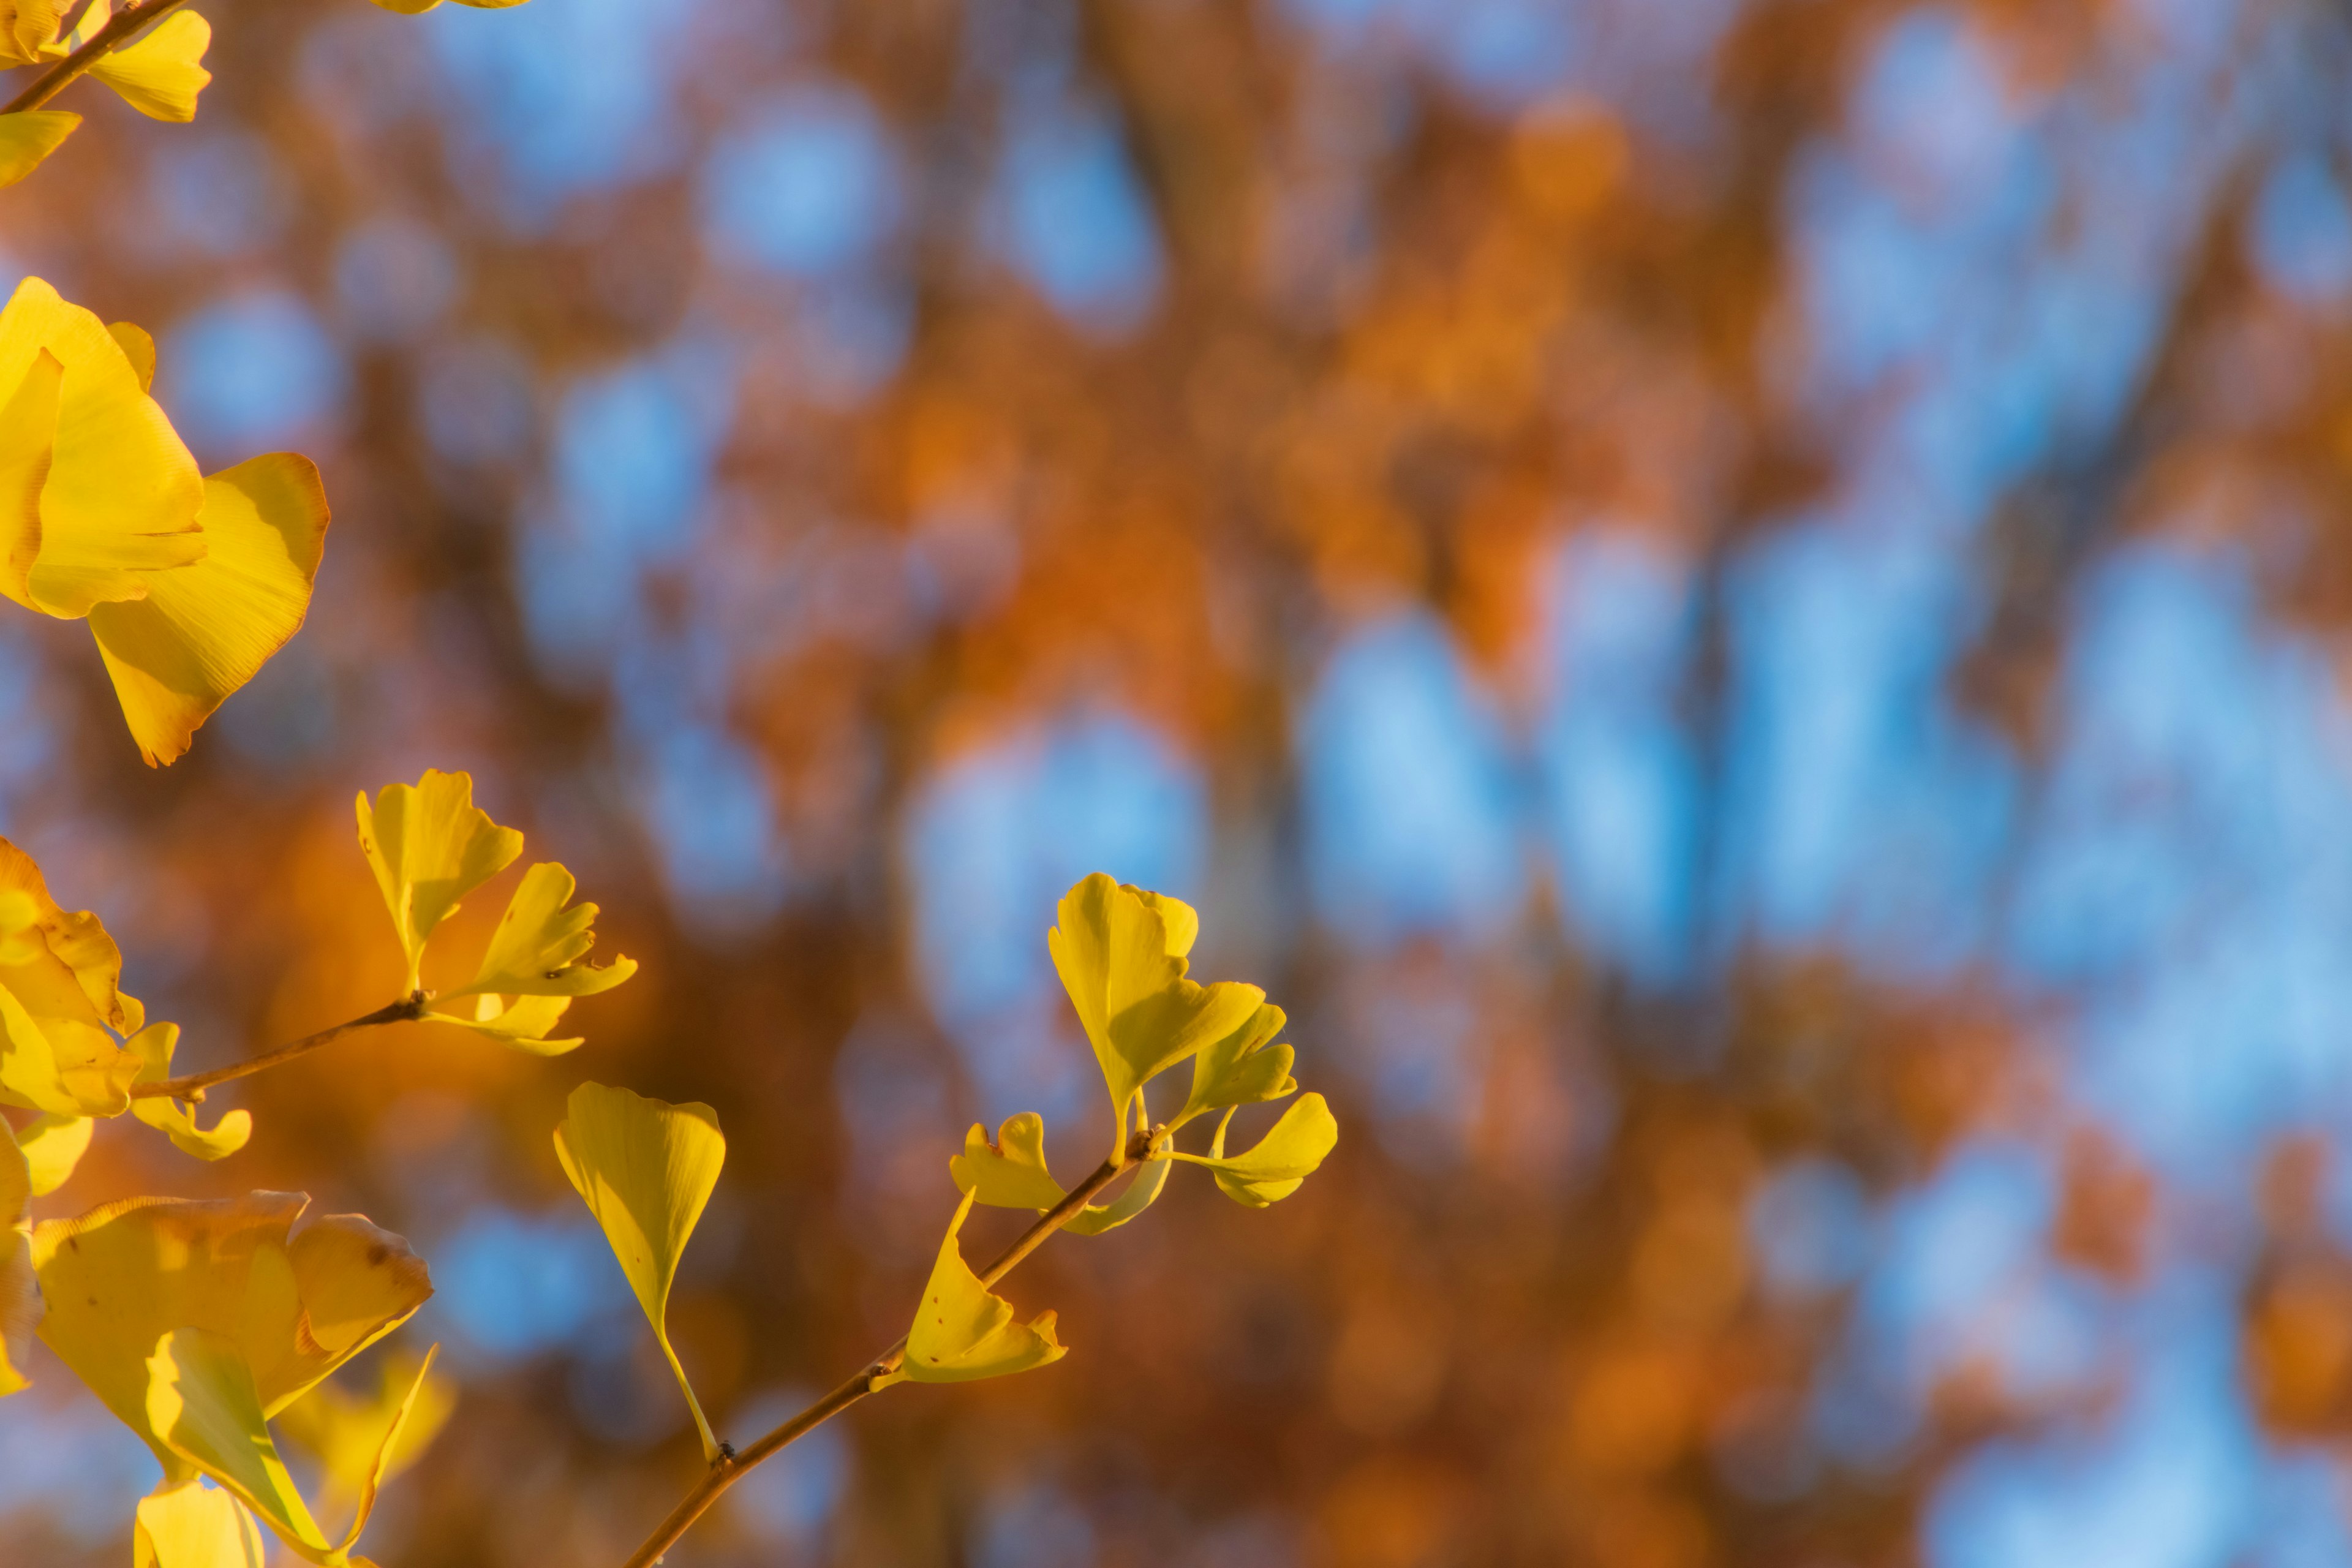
8, 0, 2352, 1562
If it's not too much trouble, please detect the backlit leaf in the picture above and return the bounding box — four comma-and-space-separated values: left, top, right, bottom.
89, 452, 330, 768
880, 1191, 1066, 1387
426, 992, 582, 1055
355, 770, 522, 991
950, 1110, 1172, 1237
0, 1117, 31, 1396
34, 1192, 431, 1467
1176, 1002, 1296, 1127
276, 1348, 454, 1529
552, 1082, 725, 1460
89, 9, 210, 122
134, 1479, 266, 1568
145, 1329, 333, 1559
1170, 1093, 1338, 1208
443, 861, 636, 999
1047, 873, 1262, 1149
17, 1108, 92, 1192
127, 1023, 251, 1160
0, 110, 77, 188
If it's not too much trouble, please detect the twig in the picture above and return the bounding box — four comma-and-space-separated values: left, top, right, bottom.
128, 992, 429, 1101
616, 1129, 1157, 1568
2, 0, 194, 116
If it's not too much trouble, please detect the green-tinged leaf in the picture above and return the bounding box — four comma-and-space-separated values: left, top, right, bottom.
354, 771, 522, 990
950, 1113, 1066, 1211
444, 861, 636, 1000
127, 1023, 251, 1160
34, 1193, 432, 1466
878, 1191, 1066, 1387
145, 1329, 334, 1561
1176, 1002, 1295, 1126
0, 110, 77, 189
276, 1348, 454, 1529
1172, 1093, 1339, 1208
1047, 873, 1262, 1148
17, 1108, 92, 1193
1063, 1155, 1169, 1236
134, 1479, 266, 1568
552, 1082, 724, 1461
424, 992, 581, 1055
0, 1117, 31, 1396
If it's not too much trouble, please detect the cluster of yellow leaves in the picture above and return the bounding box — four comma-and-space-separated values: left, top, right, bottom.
0, 0, 212, 187
0, 277, 330, 765
358, 769, 638, 1050
0, 835, 247, 1197
556, 873, 1338, 1450
32, 1189, 444, 1564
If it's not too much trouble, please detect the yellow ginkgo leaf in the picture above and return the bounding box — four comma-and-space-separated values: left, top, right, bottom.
880, 1191, 1066, 1387
0, 1117, 32, 1397
1171, 1093, 1339, 1208
0, 0, 60, 66
89, 451, 330, 768
1047, 874, 1263, 1149
276, 1348, 454, 1530
552, 1082, 725, 1460
0, 110, 77, 187
34, 1192, 432, 1468
17, 1108, 94, 1193
443, 862, 636, 999
1176, 1003, 1295, 1127
427, 991, 582, 1055
355, 770, 524, 991
949, 1110, 1172, 1237
949, 1113, 1066, 1212
0, 835, 143, 1034
0, 838, 145, 1119
134, 1479, 267, 1568
0, 277, 206, 619
126, 1023, 251, 1159
110, 321, 156, 392
146, 1329, 335, 1560
89, 9, 210, 122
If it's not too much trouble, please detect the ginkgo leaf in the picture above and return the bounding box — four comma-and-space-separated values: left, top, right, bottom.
17, 1108, 94, 1192
146, 1329, 335, 1559
879, 1191, 1066, 1387
1170, 1093, 1339, 1208
110, 322, 155, 391
0, 834, 143, 1033
443, 862, 637, 999
276, 1348, 454, 1529
1047, 874, 1263, 1148
0, 1117, 31, 1396
949, 1111, 1173, 1237
89, 452, 330, 768
134, 1479, 267, 1568
0, 348, 56, 599
0, 110, 77, 188
34, 1192, 432, 1468
0, 0, 60, 66
949, 1113, 1066, 1212
89, 9, 209, 121
0, 277, 206, 618
355, 771, 523, 991
424, 992, 582, 1055
1176, 1003, 1296, 1127
127, 1023, 251, 1159
553, 1082, 725, 1461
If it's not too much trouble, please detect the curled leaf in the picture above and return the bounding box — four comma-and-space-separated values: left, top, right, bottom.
355, 770, 522, 990
145, 1328, 333, 1559
443, 861, 636, 999
134, 1478, 267, 1568
1047, 873, 1262, 1148
428, 992, 582, 1055
0, 836, 141, 1118
127, 1023, 251, 1160
880, 1191, 1066, 1387
951, 1110, 1172, 1237
553, 1082, 725, 1460
34, 1191, 432, 1466
1172, 1093, 1339, 1208
276, 1348, 455, 1528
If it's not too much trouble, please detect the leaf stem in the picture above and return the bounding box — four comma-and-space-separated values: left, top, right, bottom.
127, 992, 430, 1102
2, 0, 193, 115
615, 1128, 1156, 1568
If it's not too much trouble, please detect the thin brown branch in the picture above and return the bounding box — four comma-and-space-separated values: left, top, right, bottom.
2, 0, 193, 116
128, 992, 429, 1102
616, 1129, 1157, 1568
